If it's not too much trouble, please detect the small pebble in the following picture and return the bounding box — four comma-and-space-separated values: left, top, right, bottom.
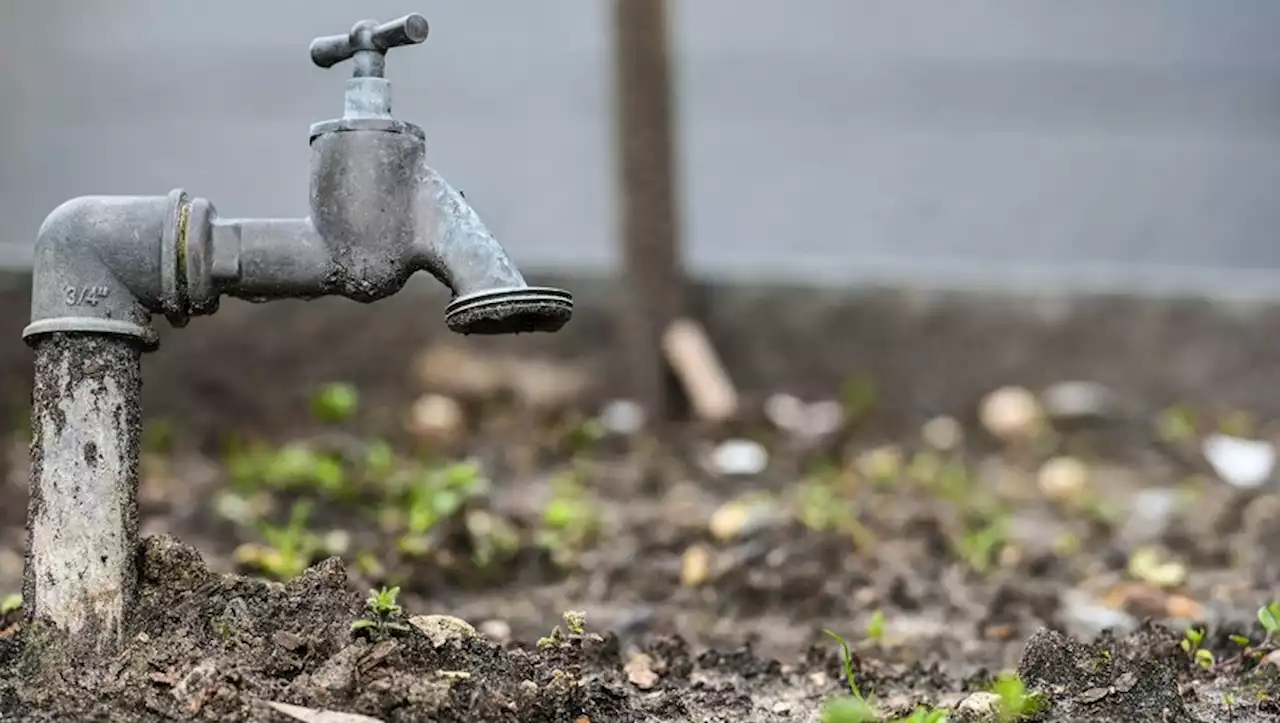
921, 415, 963, 451
409, 615, 479, 648
1118, 487, 1180, 545
1077, 687, 1110, 704
1037, 456, 1090, 504
681, 545, 712, 587
479, 619, 512, 644
1203, 434, 1276, 489
1041, 380, 1115, 423
624, 652, 660, 689
406, 393, 465, 443
763, 393, 806, 432
979, 386, 1043, 442
598, 399, 645, 435
803, 400, 846, 438
1060, 589, 1139, 638
710, 439, 769, 476
708, 499, 782, 541
954, 691, 1002, 722
1126, 546, 1187, 588
321, 529, 351, 556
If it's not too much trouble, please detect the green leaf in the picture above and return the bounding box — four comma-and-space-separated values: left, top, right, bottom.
0, 593, 21, 614
1195, 648, 1215, 669
350, 619, 377, 631
1258, 601, 1280, 634
312, 382, 359, 424
820, 695, 879, 723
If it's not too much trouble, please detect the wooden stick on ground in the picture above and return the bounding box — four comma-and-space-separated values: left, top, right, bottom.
662, 317, 738, 423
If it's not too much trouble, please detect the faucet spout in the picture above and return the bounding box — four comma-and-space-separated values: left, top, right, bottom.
414, 165, 571, 334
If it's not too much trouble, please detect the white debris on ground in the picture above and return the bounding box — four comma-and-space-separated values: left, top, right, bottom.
979, 386, 1043, 441
709, 438, 769, 476
598, 398, 646, 436
1202, 433, 1276, 489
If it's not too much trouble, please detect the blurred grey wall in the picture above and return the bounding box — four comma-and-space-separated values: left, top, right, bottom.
4, 1, 1280, 293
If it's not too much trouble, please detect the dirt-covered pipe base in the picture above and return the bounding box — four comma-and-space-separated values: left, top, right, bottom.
23, 333, 142, 658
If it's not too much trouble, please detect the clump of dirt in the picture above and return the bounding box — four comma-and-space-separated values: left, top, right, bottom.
1018, 625, 1192, 722
0, 536, 827, 722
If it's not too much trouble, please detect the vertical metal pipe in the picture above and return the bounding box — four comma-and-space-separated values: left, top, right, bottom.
612, 0, 686, 423
24, 333, 142, 656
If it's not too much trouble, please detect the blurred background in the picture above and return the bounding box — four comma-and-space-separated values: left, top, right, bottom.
6, 0, 1280, 293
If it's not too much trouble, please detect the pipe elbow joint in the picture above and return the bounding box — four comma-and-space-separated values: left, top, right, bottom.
23, 189, 215, 351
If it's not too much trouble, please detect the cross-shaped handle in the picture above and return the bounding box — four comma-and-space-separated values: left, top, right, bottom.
310, 14, 430, 78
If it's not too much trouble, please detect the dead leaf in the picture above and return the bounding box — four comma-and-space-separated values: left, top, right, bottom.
264, 701, 385, 723
625, 652, 660, 689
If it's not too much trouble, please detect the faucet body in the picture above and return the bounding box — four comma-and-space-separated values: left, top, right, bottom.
25, 103, 570, 348
21, 13, 571, 661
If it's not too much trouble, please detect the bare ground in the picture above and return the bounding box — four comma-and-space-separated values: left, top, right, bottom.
3, 339, 1280, 721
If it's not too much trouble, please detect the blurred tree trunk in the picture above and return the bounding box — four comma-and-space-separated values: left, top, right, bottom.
612, 0, 686, 424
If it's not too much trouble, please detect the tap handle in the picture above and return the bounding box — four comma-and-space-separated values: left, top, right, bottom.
310, 14, 430, 76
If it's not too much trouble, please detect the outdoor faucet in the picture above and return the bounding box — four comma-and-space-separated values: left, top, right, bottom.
20, 13, 571, 660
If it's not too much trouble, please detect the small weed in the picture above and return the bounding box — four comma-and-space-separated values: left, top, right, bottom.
820, 696, 880, 723
238, 499, 322, 580
1156, 403, 1199, 445
1180, 626, 1215, 669
537, 610, 602, 649
990, 671, 1046, 722
536, 468, 602, 562
1258, 600, 1280, 641
840, 374, 878, 423
1230, 634, 1251, 647
955, 517, 1007, 575
141, 418, 176, 455
350, 585, 411, 640
797, 473, 875, 549
398, 461, 489, 555
865, 610, 886, 643
210, 616, 233, 642
227, 441, 350, 498
819, 629, 881, 721
1, 593, 21, 614
311, 382, 359, 424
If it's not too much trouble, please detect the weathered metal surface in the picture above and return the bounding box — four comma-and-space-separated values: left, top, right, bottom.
24, 334, 142, 656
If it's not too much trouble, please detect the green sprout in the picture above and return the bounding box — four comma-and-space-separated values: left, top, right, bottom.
990, 672, 1046, 722
350, 586, 411, 639
1180, 626, 1215, 669
226, 441, 349, 498
399, 461, 489, 555
311, 382, 359, 424
820, 696, 880, 723
955, 518, 1007, 575
537, 610, 601, 649
820, 629, 878, 721
840, 373, 878, 423
0, 593, 21, 615
1230, 634, 1251, 647
238, 499, 321, 580
865, 610, 886, 643
1156, 403, 1198, 445
1258, 601, 1280, 642
536, 469, 602, 562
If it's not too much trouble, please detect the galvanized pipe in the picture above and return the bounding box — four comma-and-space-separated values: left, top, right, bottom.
24, 334, 142, 656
